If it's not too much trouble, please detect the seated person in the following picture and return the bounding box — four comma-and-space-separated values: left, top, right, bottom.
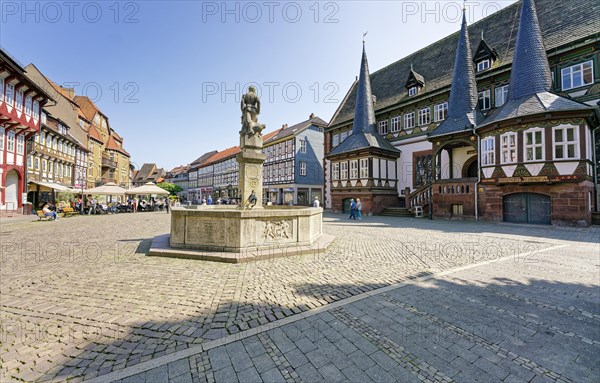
42, 203, 58, 220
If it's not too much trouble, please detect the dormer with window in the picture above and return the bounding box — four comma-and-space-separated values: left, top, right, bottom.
473, 38, 498, 73
405, 66, 425, 97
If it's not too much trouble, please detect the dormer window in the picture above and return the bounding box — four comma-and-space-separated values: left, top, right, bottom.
473, 38, 498, 73
477, 59, 490, 72
405, 66, 425, 97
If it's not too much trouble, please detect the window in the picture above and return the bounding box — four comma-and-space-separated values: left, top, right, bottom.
561, 61, 593, 90
53, 138, 58, 150
340, 161, 348, 179
378, 120, 388, 135
553, 125, 578, 159
28, 155, 33, 168
332, 134, 339, 148
340, 131, 347, 142
16, 90, 23, 111
7, 131, 15, 152
300, 161, 307, 176
42, 159, 47, 172
500, 132, 517, 164
26, 97, 33, 116
0, 127, 3, 150
34, 157, 40, 170
418, 107, 430, 126
408, 86, 417, 96
300, 139, 306, 153
481, 137, 495, 166
524, 128, 544, 161
32, 100, 39, 119
0, 77, 4, 102
477, 59, 490, 72
434, 102, 448, 122
404, 112, 415, 129
349, 160, 358, 179
332, 163, 339, 180
16, 134, 24, 155
391, 116, 401, 132
478, 90, 491, 110
6, 83, 14, 106
494, 85, 509, 108
359, 158, 369, 178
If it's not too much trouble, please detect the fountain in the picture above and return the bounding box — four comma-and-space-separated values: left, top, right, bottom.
148, 86, 333, 262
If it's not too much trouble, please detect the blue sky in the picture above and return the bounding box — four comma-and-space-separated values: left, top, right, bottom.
1, 0, 516, 170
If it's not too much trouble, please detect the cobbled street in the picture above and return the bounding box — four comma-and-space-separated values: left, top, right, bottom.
0, 213, 598, 382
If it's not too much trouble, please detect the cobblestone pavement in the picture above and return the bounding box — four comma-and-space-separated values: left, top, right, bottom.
0, 212, 598, 382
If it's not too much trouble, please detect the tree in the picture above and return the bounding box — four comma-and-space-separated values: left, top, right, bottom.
157, 182, 182, 196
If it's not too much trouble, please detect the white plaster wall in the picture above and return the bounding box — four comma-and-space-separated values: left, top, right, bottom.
452, 146, 476, 178
395, 139, 432, 192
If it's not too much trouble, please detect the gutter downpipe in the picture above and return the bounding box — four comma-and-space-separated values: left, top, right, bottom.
473, 124, 480, 221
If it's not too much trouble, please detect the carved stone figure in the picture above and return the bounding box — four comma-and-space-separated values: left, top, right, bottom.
240, 86, 266, 137
263, 220, 291, 240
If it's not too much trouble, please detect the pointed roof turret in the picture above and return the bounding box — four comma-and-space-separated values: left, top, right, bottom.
430, 10, 484, 138
328, 42, 399, 157
480, 0, 591, 128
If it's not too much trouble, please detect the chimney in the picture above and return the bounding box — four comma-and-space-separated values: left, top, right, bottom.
309, 113, 315, 119
372, 95, 377, 104
282, 124, 288, 129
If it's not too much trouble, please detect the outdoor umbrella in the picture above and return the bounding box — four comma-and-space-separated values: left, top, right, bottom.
125, 182, 170, 195
84, 182, 126, 196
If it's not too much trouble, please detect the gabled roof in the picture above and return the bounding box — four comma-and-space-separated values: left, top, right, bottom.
329, 0, 600, 128
190, 150, 218, 168
473, 39, 499, 63
106, 134, 130, 156
73, 95, 101, 121
203, 146, 241, 166
430, 11, 484, 138
405, 68, 425, 89
479, 0, 593, 128
134, 163, 157, 181
88, 125, 103, 143
328, 43, 400, 158
264, 114, 328, 144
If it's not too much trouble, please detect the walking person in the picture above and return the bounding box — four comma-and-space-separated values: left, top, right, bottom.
207, 195, 212, 205
165, 197, 170, 213
356, 198, 363, 220
132, 197, 138, 213
349, 199, 357, 220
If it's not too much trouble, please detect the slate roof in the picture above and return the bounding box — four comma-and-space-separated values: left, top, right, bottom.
134, 163, 157, 182
190, 150, 218, 168
329, 0, 600, 129
73, 96, 101, 122
480, 0, 594, 127
430, 11, 484, 138
328, 44, 400, 158
264, 114, 328, 144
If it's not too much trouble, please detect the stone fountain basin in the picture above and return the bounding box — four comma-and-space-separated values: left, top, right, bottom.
169, 205, 324, 253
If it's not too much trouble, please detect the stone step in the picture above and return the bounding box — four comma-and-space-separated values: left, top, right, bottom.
379, 207, 414, 217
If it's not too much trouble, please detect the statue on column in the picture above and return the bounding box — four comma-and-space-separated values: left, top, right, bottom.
240, 86, 266, 137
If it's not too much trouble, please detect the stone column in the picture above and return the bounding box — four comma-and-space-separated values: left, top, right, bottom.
237, 133, 266, 208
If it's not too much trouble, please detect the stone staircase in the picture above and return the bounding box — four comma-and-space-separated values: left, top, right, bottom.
592, 212, 600, 226
379, 207, 414, 217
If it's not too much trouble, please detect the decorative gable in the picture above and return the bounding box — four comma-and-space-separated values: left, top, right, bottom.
405, 68, 425, 95
473, 39, 499, 70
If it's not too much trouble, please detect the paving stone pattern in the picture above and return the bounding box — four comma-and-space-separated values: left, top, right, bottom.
0, 212, 598, 382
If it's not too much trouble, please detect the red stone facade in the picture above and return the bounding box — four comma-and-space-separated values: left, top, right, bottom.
330, 190, 399, 215
432, 179, 477, 219
479, 181, 594, 226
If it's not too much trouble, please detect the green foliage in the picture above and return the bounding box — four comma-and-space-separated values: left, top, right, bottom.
57, 191, 75, 203
157, 182, 182, 196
